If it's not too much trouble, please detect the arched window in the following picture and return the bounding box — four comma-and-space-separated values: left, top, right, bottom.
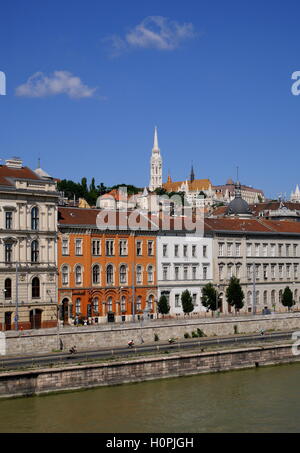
120, 265, 126, 284
106, 265, 113, 285
121, 296, 126, 312
107, 297, 113, 312
279, 290, 283, 304
75, 265, 82, 285
256, 291, 260, 305
147, 294, 154, 310
31, 207, 39, 230
148, 265, 153, 283
62, 265, 69, 285
32, 277, 40, 298
75, 298, 81, 314
247, 291, 252, 305
92, 264, 100, 284
136, 265, 142, 284
271, 290, 276, 305
31, 240, 39, 263
136, 296, 142, 311
4, 278, 11, 299
93, 297, 99, 313
263, 290, 268, 306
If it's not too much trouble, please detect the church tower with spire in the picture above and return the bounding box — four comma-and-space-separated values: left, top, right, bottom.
149, 126, 163, 192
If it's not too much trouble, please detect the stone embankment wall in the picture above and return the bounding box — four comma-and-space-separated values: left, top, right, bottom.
0, 344, 298, 399
3, 312, 300, 356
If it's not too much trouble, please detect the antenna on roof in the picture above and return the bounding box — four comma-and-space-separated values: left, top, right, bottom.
38, 157, 41, 168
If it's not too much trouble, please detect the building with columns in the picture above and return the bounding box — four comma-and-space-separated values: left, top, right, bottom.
0, 158, 59, 330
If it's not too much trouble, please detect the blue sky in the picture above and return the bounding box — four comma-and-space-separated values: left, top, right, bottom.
1, 0, 300, 199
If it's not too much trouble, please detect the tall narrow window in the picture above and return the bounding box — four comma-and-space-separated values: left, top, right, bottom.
148, 241, 154, 256
106, 265, 114, 285
92, 239, 101, 256
31, 207, 39, 230
75, 239, 82, 256
106, 240, 114, 256
75, 265, 82, 285
5, 243, 12, 263
92, 264, 100, 284
93, 297, 99, 313
62, 239, 69, 255
5, 211, 12, 229
148, 265, 153, 283
136, 265, 142, 284
62, 265, 69, 285
32, 277, 40, 298
136, 296, 142, 311
120, 265, 127, 284
31, 240, 39, 263
75, 298, 81, 314
4, 278, 11, 299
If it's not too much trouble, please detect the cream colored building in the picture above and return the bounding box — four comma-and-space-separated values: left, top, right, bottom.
0, 158, 59, 330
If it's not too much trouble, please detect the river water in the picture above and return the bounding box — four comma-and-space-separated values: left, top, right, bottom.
0, 363, 300, 433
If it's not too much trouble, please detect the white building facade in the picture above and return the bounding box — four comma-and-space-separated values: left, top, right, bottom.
0, 158, 59, 330
157, 233, 213, 316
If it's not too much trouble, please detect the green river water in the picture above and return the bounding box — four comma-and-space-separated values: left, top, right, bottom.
0, 363, 300, 433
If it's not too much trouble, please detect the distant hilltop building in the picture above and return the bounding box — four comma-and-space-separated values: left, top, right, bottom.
290, 184, 300, 202
148, 127, 265, 207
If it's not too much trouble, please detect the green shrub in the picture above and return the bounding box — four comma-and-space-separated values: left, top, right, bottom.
192, 331, 198, 338
234, 325, 238, 334
197, 328, 205, 337
184, 332, 191, 339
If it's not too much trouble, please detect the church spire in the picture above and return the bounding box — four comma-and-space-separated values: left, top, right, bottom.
153, 126, 159, 151
190, 163, 195, 183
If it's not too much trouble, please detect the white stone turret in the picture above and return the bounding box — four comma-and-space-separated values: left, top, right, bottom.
149, 126, 163, 191
291, 184, 300, 202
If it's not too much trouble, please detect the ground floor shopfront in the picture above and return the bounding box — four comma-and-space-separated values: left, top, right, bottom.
0, 303, 58, 331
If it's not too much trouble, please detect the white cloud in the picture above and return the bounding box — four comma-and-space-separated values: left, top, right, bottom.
15, 70, 97, 99
105, 16, 197, 56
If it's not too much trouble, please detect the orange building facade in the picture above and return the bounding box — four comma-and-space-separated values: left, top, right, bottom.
58, 207, 158, 324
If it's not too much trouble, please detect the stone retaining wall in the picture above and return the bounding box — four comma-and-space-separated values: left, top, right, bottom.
3, 313, 300, 356
0, 344, 298, 398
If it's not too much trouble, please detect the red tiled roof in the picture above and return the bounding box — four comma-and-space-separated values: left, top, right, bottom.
0, 165, 42, 186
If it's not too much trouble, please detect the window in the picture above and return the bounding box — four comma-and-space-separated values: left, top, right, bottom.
119, 240, 127, 256
192, 294, 197, 306
136, 241, 142, 256
136, 296, 142, 312
271, 290, 275, 306
247, 264, 252, 279
236, 264, 241, 278
175, 266, 179, 280
121, 296, 126, 312
106, 240, 114, 256
106, 265, 114, 285
294, 244, 298, 257
136, 265, 142, 284
183, 266, 188, 280
31, 207, 39, 230
256, 291, 260, 305
279, 264, 283, 278
75, 265, 82, 285
203, 266, 208, 280
75, 298, 81, 314
263, 291, 267, 305
271, 264, 276, 278
120, 265, 127, 284
247, 291, 252, 305
183, 245, 187, 257
263, 265, 268, 279
147, 295, 154, 310
202, 245, 207, 258
263, 244, 268, 257
107, 297, 113, 312
32, 277, 40, 298
148, 241, 154, 256
93, 297, 99, 313
5, 243, 12, 263
246, 243, 252, 257
294, 264, 298, 279
219, 264, 224, 280
235, 243, 241, 257
286, 244, 290, 257
4, 278, 11, 299
255, 264, 260, 279
227, 243, 232, 257
278, 244, 283, 257
163, 266, 168, 280
255, 243, 260, 257
92, 264, 100, 284
163, 244, 168, 257
62, 265, 69, 285
219, 243, 224, 257
174, 244, 179, 257
5, 211, 12, 229
271, 244, 275, 257
287, 264, 291, 278
192, 245, 197, 257
31, 240, 39, 263
228, 265, 233, 279
92, 239, 101, 256
75, 239, 82, 256
175, 294, 180, 307
148, 265, 153, 283
192, 266, 197, 280
62, 239, 69, 256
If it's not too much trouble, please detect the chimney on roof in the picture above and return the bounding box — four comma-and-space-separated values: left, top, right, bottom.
6, 157, 23, 169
